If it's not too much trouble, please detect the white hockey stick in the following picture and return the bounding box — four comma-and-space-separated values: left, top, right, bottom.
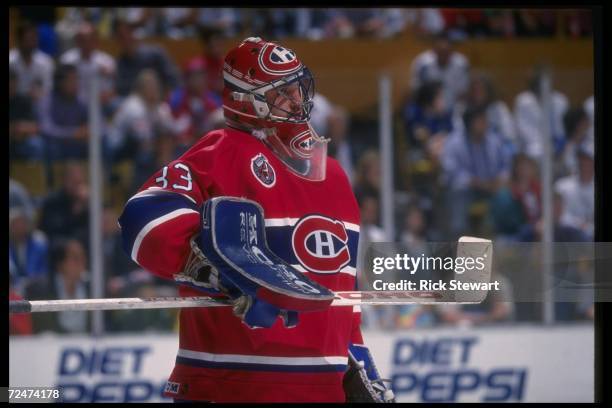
10, 237, 492, 314
9, 290, 467, 313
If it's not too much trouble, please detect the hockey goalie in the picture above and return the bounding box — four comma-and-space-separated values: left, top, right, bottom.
118, 37, 394, 403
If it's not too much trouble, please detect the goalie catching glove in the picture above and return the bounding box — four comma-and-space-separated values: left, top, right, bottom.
177, 196, 335, 329
343, 344, 396, 403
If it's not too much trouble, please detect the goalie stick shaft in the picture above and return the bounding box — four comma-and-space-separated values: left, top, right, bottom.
10, 237, 493, 314
9, 290, 480, 313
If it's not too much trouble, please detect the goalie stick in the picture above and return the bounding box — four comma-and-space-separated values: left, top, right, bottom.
10, 236, 492, 314
10, 290, 476, 313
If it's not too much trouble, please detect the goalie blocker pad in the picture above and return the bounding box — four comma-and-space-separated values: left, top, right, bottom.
198, 197, 335, 314
344, 344, 395, 403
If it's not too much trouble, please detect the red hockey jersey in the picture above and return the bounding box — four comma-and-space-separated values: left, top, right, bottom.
119, 127, 363, 402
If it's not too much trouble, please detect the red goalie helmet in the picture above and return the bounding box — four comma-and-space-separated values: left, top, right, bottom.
222, 37, 328, 181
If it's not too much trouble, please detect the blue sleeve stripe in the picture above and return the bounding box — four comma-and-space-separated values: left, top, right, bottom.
119, 191, 199, 261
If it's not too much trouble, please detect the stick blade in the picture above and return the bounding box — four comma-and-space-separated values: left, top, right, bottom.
454, 236, 493, 303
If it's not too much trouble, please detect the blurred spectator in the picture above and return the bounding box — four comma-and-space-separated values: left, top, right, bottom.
583, 95, 594, 119
483, 9, 515, 38
9, 20, 55, 101
343, 9, 407, 38
514, 66, 569, 160
309, 9, 353, 39
59, 21, 116, 113
25, 239, 90, 334
113, 19, 180, 98
197, 27, 226, 98
294, 9, 340, 40
554, 142, 594, 240
551, 191, 590, 242
169, 58, 222, 150
405, 8, 445, 37
114, 8, 157, 38
38, 63, 89, 160
55, 7, 116, 50
568, 252, 595, 320
251, 9, 300, 39
310, 93, 356, 180
9, 67, 44, 160
514, 190, 590, 243
197, 8, 240, 37
490, 153, 541, 239
437, 273, 514, 326
9, 178, 36, 221
410, 31, 470, 109
14, 6, 58, 56
442, 105, 512, 237
402, 80, 453, 162
395, 204, 438, 323
358, 194, 387, 243
560, 107, 591, 178
583, 95, 594, 142
355, 193, 387, 289
9, 285, 33, 335
356, 193, 393, 330
9, 207, 49, 292
378, 9, 410, 38
315, 8, 407, 39
39, 161, 90, 246
455, 73, 517, 153
441, 9, 488, 39
326, 106, 355, 184
398, 204, 430, 253
205, 107, 227, 131
564, 9, 592, 38
310, 93, 335, 138
107, 270, 177, 332
108, 69, 179, 168
395, 305, 437, 329
161, 8, 199, 39
355, 193, 387, 288
513, 9, 556, 37
103, 205, 139, 279
353, 149, 381, 198
131, 132, 179, 193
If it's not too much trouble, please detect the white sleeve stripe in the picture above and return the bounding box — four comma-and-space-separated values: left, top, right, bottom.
131, 208, 199, 263
343, 222, 360, 232
265, 218, 360, 232
264, 217, 299, 227
127, 188, 197, 205
353, 305, 361, 313
177, 349, 348, 366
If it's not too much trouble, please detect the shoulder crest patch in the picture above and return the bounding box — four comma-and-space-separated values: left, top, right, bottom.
250, 153, 276, 188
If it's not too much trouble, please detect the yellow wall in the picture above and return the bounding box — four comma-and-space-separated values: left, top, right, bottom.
98, 34, 593, 114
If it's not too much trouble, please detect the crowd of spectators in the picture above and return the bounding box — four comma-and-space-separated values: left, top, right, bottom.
383, 30, 594, 328
9, 8, 594, 335
9, 16, 209, 335
15, 7, 593, 50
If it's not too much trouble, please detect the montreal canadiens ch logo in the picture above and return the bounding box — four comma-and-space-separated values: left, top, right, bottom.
259, 44, 301, 75
290, 130, 315, 159
270, 46, 296, 63
292, 215, 350, 274
251, 153, 276, 188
